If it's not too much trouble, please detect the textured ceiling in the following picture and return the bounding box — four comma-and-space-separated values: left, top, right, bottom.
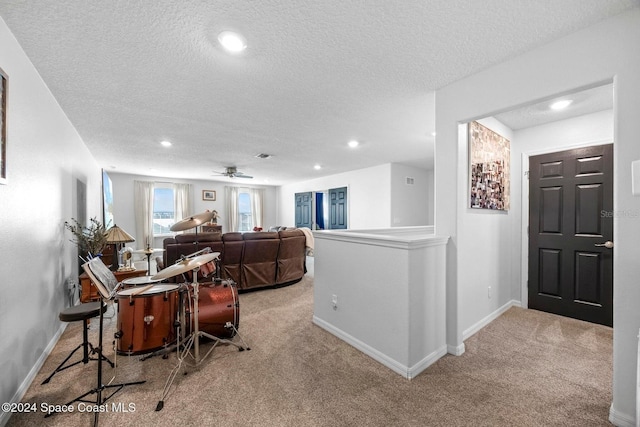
0, 1, 636, 184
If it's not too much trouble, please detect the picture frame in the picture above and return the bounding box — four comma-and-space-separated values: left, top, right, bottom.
202, 190, 216, 201
0, 67, 7, 185
468, 121, 510, 211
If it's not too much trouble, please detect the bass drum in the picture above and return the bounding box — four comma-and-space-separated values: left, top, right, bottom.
187, 281, 239, 339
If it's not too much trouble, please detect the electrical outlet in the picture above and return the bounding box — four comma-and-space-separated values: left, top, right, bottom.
488, 286, 492, 299
331, 294, 338, 310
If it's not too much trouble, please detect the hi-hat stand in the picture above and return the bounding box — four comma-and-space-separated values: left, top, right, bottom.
155, 264, 249, 411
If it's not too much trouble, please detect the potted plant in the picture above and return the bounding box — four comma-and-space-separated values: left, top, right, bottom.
64, 217, 108, 261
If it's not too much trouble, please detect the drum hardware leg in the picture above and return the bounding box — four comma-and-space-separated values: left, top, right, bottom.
156, 270, 248, 411
223, 322, 251, 351
214, 258, 222, 283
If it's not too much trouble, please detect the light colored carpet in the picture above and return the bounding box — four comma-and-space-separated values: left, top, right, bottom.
7, 268, 612, 426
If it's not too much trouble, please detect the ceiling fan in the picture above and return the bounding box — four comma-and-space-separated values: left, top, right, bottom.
213, 166, 253, 179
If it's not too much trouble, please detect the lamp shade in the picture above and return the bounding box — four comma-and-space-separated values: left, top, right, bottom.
105, 224, 135, 244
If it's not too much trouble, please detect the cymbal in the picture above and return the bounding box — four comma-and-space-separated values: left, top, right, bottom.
133, 248, 165, 255
170, 211, 213, 232
151, 252, 220, 280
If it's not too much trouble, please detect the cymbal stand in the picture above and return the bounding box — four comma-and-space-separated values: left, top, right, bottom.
156, 267, 249, 411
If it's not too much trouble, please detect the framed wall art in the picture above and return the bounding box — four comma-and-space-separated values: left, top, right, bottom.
469, 121, 510, 211
0, 67, 7, 185
202, 190, 216, 201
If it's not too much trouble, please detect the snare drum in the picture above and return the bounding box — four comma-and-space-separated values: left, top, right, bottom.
116, 284, 179, 355
186, 281, 239, 339
121, 276, 163, 288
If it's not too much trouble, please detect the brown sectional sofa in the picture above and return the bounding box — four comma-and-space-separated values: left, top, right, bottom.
160, 229, 306, 291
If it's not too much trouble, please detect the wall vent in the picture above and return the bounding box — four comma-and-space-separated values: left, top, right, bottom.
405, 177, 415, 185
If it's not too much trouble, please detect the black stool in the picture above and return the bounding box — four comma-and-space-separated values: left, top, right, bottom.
41, 302, 114, 385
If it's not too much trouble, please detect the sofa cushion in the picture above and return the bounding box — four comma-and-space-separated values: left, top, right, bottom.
276, 229, 306, 284
222, 232, 243, 241
242, 233, 279, 289
220, 232, 244, 286
175, 232, 221, 244
242, 231, 279, 240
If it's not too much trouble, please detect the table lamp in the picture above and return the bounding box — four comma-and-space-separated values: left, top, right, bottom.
105, 224, 135, 271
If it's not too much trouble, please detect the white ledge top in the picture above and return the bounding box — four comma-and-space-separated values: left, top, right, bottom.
312, 226, 449, 249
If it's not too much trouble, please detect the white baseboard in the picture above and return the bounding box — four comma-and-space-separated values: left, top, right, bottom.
463, 299, 521, 341
447, 343, 466, 356
407, 346, 448, 379
445, 300, 521, 357
312, 316, 446, 379
0, 322, 66, 427
609, 403, 635, 427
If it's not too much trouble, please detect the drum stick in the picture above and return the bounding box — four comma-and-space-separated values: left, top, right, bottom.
129, 284, 155, 296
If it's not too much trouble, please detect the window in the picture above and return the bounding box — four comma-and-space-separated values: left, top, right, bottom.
226, 186, 264, 232
238, 191, 252, 231
153, 186, 175, 235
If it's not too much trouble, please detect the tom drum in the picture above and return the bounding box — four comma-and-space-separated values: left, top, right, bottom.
121, 275, 163, 288
116, 284, 179, 355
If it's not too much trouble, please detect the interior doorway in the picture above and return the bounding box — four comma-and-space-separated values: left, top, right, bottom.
295, 187, 348, 230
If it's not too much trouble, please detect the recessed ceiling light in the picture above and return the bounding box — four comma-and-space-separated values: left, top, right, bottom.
218, 31, 247, 53
431, 132, 437, 137
550, 99, 573, 110
160, 140, 172, 147
348, 140, 359, 148
314, 164, 322, 170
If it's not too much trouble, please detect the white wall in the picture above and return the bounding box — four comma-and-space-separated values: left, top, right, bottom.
313, 229, 447, 378
514, 109, 614, 308
0, 17, 102, 420
457, 118, 517, 336
435, 9, 640, 425
390, 163, 433, 226
278, 164, 392, 229
108, 172, 278, 249
278, 163, 434, 229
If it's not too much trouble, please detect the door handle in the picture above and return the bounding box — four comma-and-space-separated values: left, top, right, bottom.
594, 241, 614, 249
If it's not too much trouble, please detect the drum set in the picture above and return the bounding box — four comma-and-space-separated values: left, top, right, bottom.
111, 246, 249, 411
114, 255, 242, 358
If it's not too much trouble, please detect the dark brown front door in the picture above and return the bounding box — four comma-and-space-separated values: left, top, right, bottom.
528, 144, 613, 326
